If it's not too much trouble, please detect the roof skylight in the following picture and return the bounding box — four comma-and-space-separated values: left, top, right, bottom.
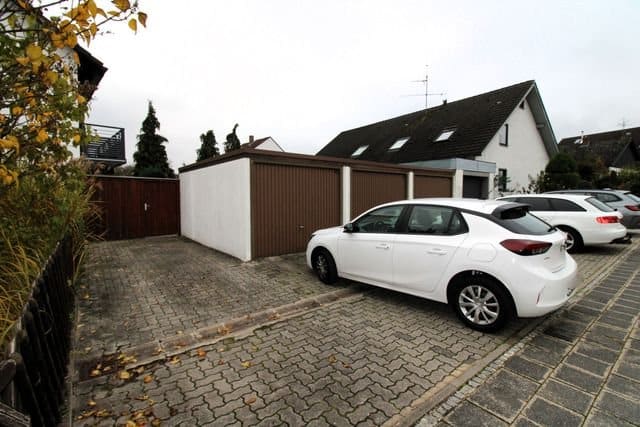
434, 129, 455, 142
389, 137, 409, 151
351, 145, 368, 157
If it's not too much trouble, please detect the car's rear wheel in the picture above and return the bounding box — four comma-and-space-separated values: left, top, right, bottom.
312, 248, 338, 284
450, 275, 512, 332
558, 226, 583, 253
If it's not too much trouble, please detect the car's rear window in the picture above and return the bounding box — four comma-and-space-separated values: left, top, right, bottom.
493, 208, 553, 235
625, 192, 640, 203
586, 197, 615, 212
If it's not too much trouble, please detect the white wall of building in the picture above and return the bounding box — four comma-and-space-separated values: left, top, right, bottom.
180, 158, 252, 261
477, 99, 550, 196
255, 138, 284, 152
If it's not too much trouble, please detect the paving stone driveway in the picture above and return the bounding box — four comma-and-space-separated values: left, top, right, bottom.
71, 237, 630, 426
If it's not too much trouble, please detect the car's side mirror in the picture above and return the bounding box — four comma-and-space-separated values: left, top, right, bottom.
343, 223, 355, 233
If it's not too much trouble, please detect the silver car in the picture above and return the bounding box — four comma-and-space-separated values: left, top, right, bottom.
545, 189, 640, 229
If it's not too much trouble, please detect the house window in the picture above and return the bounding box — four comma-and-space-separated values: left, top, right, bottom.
499, 124, 509, 146
389, 137, 409, 151
351, 145, 368, 158
497, 168, 508, 191
434, 129, 455, 142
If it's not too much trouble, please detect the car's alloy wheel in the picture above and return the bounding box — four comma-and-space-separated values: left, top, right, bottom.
451, 276, 511, 332
558, 226, 582, 253
458, 285, 500, 326
313, 249, 338, 284
564, 232, 575, 251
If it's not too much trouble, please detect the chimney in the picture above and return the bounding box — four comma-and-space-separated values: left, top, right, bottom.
249, 135, 254, 143
442, 99, 447, 105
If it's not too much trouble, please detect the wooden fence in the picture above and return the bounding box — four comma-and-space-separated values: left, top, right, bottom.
0, 236, 76, 426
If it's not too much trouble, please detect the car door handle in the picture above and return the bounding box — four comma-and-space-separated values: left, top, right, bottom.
375, 243, 390, 250
428, 248, 447, 255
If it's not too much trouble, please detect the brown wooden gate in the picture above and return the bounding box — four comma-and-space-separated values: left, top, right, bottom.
251, 162, 341, 258
351, 170, 406, 218
91, 176, 180, 240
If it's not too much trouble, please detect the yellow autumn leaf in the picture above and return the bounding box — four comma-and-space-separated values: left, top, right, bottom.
196, 349, 206, 359
118, 370, 131, 380
87, 0, 98, 16
45, 70, 59, 84
87, 400, 97, 407
25, 44, 42, 61
72, 134, 81, 145
95, 409, 110, 417
126, 421, 137, 427
169, 356, 180, 365
89, 369, 101, 377
113, 0, 130, 12
137, 12, 147, 27
36, 129, 49, 143
11, 106, 23, 116
143, 375, 153, 383
16, 57, 29, 66
128, 18, 137, 32
241, 361, 252, 368
66, 32, 78, 48
151, 419, 161, 427
77, 94, 86, 104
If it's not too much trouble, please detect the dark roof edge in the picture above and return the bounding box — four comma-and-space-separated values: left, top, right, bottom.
523, 82, 558, 157
179, 148, 455, 176
559, 126, 640, 143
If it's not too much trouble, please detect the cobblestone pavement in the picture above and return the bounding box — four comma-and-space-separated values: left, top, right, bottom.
419, 241, 640, 426
70, 237, 633, 426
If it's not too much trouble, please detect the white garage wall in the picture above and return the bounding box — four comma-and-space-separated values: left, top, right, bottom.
180, 158, 252, 261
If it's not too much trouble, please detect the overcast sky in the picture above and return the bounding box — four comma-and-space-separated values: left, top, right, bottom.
85, 0, 640, 170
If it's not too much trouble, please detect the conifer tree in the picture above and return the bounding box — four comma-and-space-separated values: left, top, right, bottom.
197, 130, 220, 161
133, 102, 175, 178
224, 124, 241, 153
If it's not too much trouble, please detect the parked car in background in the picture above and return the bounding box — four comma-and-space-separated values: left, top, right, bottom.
306, 199, 577, 332
545, 189, 640, 229
497, 194, 627, 253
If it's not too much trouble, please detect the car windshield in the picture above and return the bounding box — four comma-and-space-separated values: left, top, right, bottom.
586, 197, 615, 212
625, 192, 640, 203
493, 207, 554, 235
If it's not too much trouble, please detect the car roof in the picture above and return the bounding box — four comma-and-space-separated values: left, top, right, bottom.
382, 198, 514, 215
547, 189, 628, 194
498, 193, 593, 202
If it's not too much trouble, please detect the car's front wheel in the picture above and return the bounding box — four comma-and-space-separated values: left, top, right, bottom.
312, 248, 338, 284
450, 275, 512, 332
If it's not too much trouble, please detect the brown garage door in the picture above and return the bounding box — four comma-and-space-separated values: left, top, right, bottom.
351, 170, 406, 218
91, 176, 180, 240
414, 174, 452, 198
252, 163, 341, 258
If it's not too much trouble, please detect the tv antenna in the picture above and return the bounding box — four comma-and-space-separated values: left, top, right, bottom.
618, 118, 627, 129
411, 65, 445, 109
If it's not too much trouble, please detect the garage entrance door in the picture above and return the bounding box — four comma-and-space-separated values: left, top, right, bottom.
351, 170, 406, 218
251, 163, 341, 258
463, 176, 487, 199
414, 175, 452, 198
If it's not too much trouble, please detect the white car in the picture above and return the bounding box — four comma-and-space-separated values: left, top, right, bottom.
306, 199, 578, 332
497, 194, 627, 253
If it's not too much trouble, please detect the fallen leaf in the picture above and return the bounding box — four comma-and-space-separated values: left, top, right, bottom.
103, 366, 112, 372
89, 369, 101, 377
95, 409, 110, 417
217, 346, 226, 353
174, 341, 186, 349
217, 359, 225, 365
241, 361, 252, 368
151, 419, 161, 427
135, 418, 147, 427
143, 375, 153, 384
244, 396, 257, 405
169, 356, 180, 365
125, 421, 137, 427
87, 399, 97, 407
196, 349, 206, 359
268, 312, 281, 321
135, 366, 145, 374
135, 394, 149, 401
83, 293, 90, 299
217, 325, 231, 335
342, 363, 351, 369
154, 347, 164, 355
328, 354, 337, 364
118, 370, 131, 380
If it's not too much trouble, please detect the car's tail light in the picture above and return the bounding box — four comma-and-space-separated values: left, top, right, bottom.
500, 239, 552, 256
624, 205, 640, 211
596, 216, 619, 224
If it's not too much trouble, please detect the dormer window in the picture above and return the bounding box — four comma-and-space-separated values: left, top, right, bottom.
389, 137, 409, 151
434, 129, 455, 142
351, 145, 368, 158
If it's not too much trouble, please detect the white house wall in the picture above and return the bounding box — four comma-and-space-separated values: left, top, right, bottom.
180, 158, 252, 261
476, 99, 550, 196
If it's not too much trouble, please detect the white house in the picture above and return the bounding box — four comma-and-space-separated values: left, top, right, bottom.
317, 80, 558, 198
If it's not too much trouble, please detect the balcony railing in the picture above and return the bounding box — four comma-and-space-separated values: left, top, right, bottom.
81, 123, 126, 167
